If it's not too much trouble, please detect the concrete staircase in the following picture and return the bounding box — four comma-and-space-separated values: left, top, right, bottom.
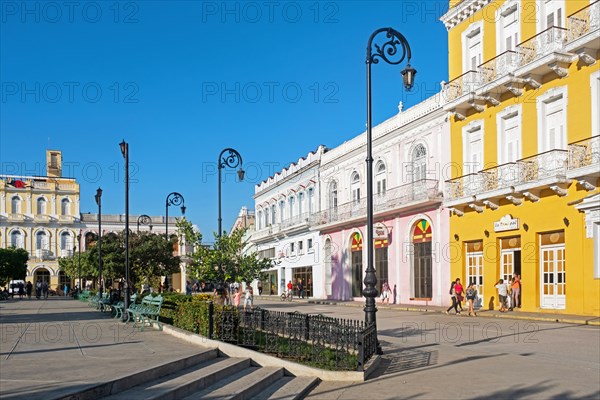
67, 348, 319, 400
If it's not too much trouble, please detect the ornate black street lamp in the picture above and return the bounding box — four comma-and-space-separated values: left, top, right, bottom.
120, 140, 130, 321
95, 187, 103, 299
137, 214, 152, 233
165, 192, 185, 241
76, 231, 82, 291
217, 148, 245, 238
365, 28, 416, 355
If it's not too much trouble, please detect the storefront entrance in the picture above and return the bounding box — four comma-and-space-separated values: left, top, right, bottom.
292, 267, 313, 298
260, 270, 278, 295
540, 231, 566, 309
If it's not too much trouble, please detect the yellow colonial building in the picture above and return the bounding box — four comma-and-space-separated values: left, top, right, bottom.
0, 150, 82, 290
441, 0, 599, 315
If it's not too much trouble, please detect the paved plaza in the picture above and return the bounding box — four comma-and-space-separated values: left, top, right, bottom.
1, 297, 599, 399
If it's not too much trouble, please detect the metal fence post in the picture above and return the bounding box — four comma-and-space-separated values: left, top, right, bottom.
357, 330, 365, 372
208, 301, 214, 339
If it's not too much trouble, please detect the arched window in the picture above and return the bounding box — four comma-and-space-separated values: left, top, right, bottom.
61, 198, 71, 215
308, 188, 314, 214
375, 161, 387, 196
264, 207, 269, 226
10, 230, 24, 248
412, 144, 427, 182
329, 181, 338, 211
271, 205, 276, 225
279, 200, 285, 223
11, 196, 20, 214
37, 197, 47, 215
298, 192, 304, 216
257, 210, 263, 230
288, 196, 295, 219
351, 172, 361, 205
36, 231, 49, 250
60, 231, 72, 250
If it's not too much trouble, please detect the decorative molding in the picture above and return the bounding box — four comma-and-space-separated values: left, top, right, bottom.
523, 191, 540, 202
441, 0, 493, 31
578, 180, 597, 192
550, 185, 568, 196
482, 200, 499, 210
469, 203, 484, 213
506, 195, 523, 205
576, 48, 597, 66
548, 62, 569, 78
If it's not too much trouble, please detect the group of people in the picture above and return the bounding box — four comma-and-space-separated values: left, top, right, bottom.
285, 279, 306, 299
446, 278, 478, 317
495, 274, 521, 312
185, 280, 255, 311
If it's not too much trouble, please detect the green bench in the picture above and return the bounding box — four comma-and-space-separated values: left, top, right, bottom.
126, 295, 164, 331
112, 293, 137, 319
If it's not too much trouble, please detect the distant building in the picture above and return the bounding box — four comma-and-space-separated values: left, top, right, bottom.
231, 206, 255, 233
0, 150, 189, 293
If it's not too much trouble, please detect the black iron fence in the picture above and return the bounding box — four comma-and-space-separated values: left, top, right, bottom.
207, 303, 377, 371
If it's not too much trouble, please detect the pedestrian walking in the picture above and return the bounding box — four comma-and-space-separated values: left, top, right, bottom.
233, 287, 241, 308
35, 280, 42, 299
257, 281, 263, 295
446, 280, 460, 315
454, 278, 464, 312
26, 281, 32, 299
42, 281, 49, 299
297, 280, 304, 299
466, 283, 477, 316
243, 284, 254, 311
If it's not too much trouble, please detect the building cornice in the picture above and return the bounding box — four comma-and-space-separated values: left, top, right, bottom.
440, 0, 492, 31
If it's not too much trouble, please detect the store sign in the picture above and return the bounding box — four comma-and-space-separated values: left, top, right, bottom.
494, 214, 519, 232
373, 223, 389, 240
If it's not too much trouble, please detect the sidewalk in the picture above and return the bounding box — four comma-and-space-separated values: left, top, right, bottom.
255, 295, 600, 326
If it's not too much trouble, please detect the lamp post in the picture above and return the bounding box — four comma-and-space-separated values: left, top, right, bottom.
76, 231, 82, 292
165, 192, 185, 241
137, 214, 152, 233
365, 28, 415, 355
120, 140, 130, 321
217, 148, 245, 238
95, 188, 103, 299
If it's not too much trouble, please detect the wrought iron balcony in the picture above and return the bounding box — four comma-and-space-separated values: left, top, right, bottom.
516, 26, 569, 72
280, 212, 311, 230
569, 135, 600, 170
478, 50, 519, 86
312, 179, 440, 226
446, 150, 569, 204
445, 70, 481, 102
567, 0, 600, 43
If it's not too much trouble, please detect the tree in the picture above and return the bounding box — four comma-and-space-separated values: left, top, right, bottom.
188, 228, 273, 285
0, 247, 29, 286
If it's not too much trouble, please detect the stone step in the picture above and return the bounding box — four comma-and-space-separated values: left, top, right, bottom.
67, 348, 219, 399
182, 366, 285, 400
103, 357, 252, 400
252, 376, 321, 400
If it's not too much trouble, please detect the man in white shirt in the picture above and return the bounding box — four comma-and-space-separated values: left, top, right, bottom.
495, 279, 508, 312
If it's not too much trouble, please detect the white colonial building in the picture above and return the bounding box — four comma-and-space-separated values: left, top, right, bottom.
251, 146, 327, 297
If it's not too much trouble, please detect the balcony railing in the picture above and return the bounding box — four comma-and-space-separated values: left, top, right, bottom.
517, 149, 568, 184
517, 26, 568, 68
446, 150, 568, 201
8, 213, 24, 221
445, 70, 481, 102
34, 215, 50, 223
60, 249, 74, 258
478, 51, 518, 86
567, 0, 600, 42
313, 179, 440, 226
57, 183, 78, 191
568, 135, 600, 170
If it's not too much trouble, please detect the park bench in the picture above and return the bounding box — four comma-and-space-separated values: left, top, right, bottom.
126, 295, 164, 331
88, 292, 109, 310
112, 293, 137, 319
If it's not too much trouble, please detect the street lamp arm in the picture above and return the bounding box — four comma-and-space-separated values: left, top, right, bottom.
218, 148, 243, 169
166, 192, 185, 207
367, 27, 412, 66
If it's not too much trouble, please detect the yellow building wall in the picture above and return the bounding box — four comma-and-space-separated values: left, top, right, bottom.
446, 0, 599, 316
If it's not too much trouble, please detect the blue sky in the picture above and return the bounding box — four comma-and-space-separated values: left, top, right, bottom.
0, 0, 449, 239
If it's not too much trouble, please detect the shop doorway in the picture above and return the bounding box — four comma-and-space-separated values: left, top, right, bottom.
350, 232, 363, 298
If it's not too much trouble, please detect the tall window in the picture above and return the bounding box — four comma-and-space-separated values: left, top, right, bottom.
497, 1, 519, 53
60, 231, 72, 250
289, 196, 295, 219
298, 192, 304, 216
257, 210, 263, 229
61, 198, 70, 215
279, 200, 285, 223
264, 208, 269, 227
411, 144, 427, 182
466, 241, 484, 308
308, 188, 314, 214
37, 197, 47, 215
351, 172, 360, 205
539, 0, 564, 31
36, 231, 49, 250
329, 181, 338, 211
11, 196, 21, 214
463, 22, 483, 72
463, 122, 484, 174
497, 106, 522, 164
271, 205, 276, 225
351, 232, 363, 297
10, 230, 24, 248
537, 88, 567, 153
375, 162, 387, 196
